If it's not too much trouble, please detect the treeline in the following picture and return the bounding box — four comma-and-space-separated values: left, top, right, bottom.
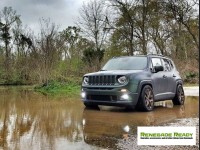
0, 0, 199, 85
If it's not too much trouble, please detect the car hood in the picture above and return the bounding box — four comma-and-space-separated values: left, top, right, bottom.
84, 70, 144, 76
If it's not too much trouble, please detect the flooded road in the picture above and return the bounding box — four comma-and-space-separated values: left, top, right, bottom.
0, 87, 199, 150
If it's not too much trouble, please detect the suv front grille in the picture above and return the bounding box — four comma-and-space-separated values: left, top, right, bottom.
88, 75, 116, 85
87, 95, 117, 101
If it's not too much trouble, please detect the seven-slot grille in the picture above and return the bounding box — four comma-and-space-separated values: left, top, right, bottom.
88, 75, 116, 85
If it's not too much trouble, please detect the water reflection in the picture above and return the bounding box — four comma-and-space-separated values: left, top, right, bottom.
82, 97, 199, 149
0, 87, 96, 150
0, 87, 198, 150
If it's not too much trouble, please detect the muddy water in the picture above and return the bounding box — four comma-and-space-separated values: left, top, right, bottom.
0, 87, 199, 150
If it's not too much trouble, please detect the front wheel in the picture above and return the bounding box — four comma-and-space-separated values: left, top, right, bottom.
137, 85, 154, 111
172, 84, 185, 105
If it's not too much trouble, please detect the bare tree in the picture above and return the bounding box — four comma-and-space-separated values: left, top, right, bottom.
35, 19, 62, 84
107, 0, 154, 55
107, 0, 138, 55
148, 0, 171, 55
60, 26, 81, 59
0, 7, 20, 79
78, 0, 109, 51
77, 0, 109, 70
165, 0, 199, 49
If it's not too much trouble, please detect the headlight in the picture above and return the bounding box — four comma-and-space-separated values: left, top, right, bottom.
117, 76, 128, 84
83, 76, 89, 85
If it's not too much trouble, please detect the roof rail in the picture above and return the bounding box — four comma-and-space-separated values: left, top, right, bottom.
147, 53, 164, 56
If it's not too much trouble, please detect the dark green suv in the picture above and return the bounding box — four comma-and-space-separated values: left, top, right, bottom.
81, 55, 185, 111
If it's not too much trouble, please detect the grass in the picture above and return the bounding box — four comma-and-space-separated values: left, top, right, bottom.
183, 83, 199, 87
34, 81, 81, 97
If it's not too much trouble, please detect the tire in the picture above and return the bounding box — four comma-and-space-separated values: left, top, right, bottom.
137, 85, 154, 111
172, 84, 185, 105
84, 103, 99, 109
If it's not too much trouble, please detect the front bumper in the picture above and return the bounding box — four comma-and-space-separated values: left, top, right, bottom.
81, 86, 139, 108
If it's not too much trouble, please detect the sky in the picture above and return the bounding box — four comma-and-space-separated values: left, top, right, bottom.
0, 0, 89, 34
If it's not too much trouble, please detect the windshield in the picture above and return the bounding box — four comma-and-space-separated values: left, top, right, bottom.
102, 57, 147, 70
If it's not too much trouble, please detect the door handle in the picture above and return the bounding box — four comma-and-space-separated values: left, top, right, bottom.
163, 75, 167, 78
173, 74, 176, 77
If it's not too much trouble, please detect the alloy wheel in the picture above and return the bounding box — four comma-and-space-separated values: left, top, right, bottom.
144, 88, 154, 110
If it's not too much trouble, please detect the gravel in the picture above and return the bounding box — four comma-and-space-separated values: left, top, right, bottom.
117, 118, 199, 150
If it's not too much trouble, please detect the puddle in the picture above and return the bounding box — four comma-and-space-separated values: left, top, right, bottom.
0, 87, 199, 149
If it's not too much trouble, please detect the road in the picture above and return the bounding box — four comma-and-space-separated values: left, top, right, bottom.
184, 86, 199, 96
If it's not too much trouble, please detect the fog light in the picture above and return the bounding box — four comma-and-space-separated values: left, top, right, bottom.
81, 92, 86, 98
120, 94, 129, 100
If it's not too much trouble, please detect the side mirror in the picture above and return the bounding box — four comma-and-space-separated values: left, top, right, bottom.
153, 65, 164, 73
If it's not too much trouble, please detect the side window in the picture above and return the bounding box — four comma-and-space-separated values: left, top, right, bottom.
151, 58, 162, 67
162, 59, 172, 71
169, 60, 174, 69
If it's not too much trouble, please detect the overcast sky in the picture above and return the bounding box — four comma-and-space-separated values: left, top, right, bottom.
0, 0, 89, 34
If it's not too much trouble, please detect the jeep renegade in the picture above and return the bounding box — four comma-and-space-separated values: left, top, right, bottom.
81, 55, 185, 111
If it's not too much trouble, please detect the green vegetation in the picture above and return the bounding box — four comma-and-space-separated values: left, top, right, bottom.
34, 81, 81, 97
183, 72, 199, 84
183, 83, 199, 87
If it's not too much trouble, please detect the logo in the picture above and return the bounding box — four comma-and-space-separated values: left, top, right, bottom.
137, 126, 196, 145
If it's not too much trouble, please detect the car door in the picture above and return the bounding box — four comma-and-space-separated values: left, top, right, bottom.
161, 58, 176, 95
150, 57, 168, 99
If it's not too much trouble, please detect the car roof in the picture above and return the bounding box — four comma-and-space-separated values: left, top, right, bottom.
112, 54, 171, 60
